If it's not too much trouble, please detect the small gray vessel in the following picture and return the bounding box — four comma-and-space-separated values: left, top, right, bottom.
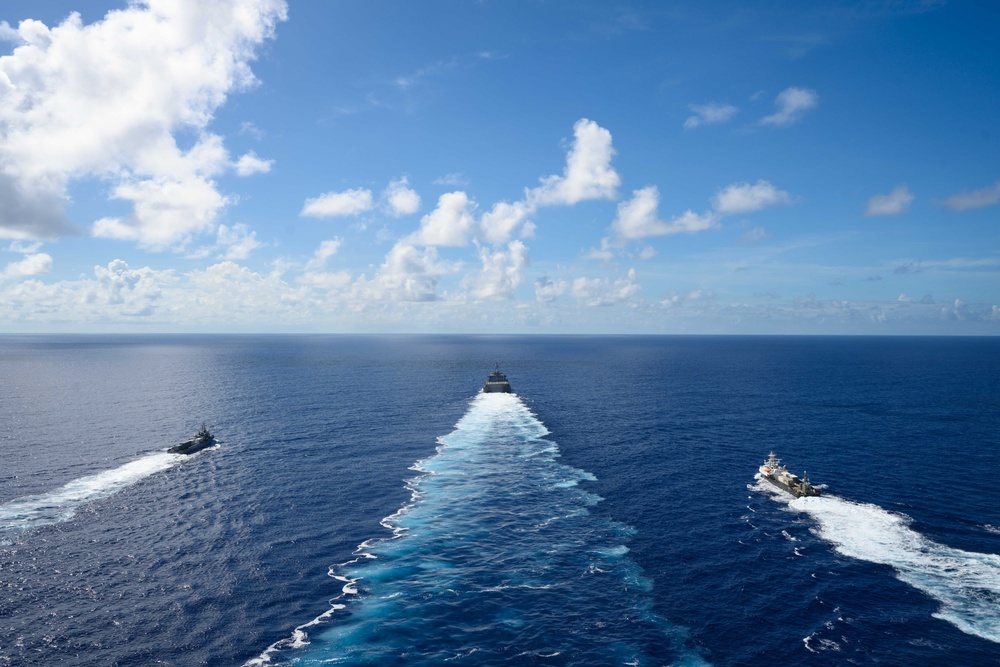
169, 423, 215, 455
482, 364, 512, 393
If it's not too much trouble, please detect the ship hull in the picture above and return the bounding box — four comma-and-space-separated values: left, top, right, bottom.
482, 382, 511, 393
168, 437, 214, 455
760, 473, 819, 498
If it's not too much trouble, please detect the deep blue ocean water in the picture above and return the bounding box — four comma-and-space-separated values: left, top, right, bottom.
1, 335, 998, 666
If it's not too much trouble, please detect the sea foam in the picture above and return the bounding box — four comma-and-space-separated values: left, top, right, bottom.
0, 452, 181, 536
249, 391, 710, 666
761, 480, 1000, 644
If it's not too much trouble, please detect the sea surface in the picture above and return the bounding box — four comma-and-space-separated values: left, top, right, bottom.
0, 335, 998, 666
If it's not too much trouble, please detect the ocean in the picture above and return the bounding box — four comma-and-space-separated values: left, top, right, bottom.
0, 335, 998, 666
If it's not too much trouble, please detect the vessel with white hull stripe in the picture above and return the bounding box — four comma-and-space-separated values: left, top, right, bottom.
759, 451, 820, 498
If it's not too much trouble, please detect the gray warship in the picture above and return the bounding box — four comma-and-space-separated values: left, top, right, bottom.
482, 364, 512, 393
758, 451, 820, 498
169, 423, 215, 455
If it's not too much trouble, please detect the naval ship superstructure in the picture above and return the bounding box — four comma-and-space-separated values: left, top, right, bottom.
169, 423, 216, 455
482, 364, 512, 393
758, 451, 820, 498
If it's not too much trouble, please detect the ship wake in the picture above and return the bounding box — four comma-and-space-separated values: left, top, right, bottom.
0, 452, 181, 538
761, 481, 1000, 644
249, 392, 710, 666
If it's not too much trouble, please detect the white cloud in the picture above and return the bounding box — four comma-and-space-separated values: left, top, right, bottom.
760, 87, 818, 126
6, 240, 42, 254
712, 180, 791, 214
865, 185, 914, 216
314, 238, 344, 263
941, 180, 1000, 211
479, 200, 533, 245
3, 252, 52, 278
299, 270, 352, 291
86, 259, 166, 316
534, 276, 567, 303
94, 173, 230, 250
583, 237, 615, 261
187, 261, 312, 321
382, 177, 421, 216
612, 186, 718, 240
235, 151, 274, 176
0, 20, 20, 42
215, 223, 261, 260
468, 240, 528, 299
527, 118, 620, 207
571, 268, 639, 307
684, 103, 738, 129
449, 118, 622, 247
304, 237, 343, 271
405, 191, 476, 247
0, 1, 288, 246
301, 188, 374, 218
353, 242, 460, 302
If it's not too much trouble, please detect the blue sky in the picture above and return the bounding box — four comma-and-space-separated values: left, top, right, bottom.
0, 0, 997, 334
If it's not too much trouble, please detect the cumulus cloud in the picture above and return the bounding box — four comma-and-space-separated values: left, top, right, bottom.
457, 118, 621, 247
612, 186, 717, 240
527, 118, 620, 207
301, 188, 374, 218
382, 177, 421, 216
215, 223, 261, 260
353, 242, 460, 302
85, 259, 166, 316
712, 180, 791, 215
468, 240, 529, 299
535, 276, 568, 303
0, 1, 288, 246
299, 270, 352, 291
187, 260, 311, 320
0, 173, 77, 239
312, 238, 343, 264
571, 268, 639, 307
865, 185, 914, 216
3, 252, 52, 279
583, 237, 615, 261
235, 151, 274, 176
94, 170, 230, 249
684, 102, 738, 129
940, 180, 1000, 211
760, 87, 818, 126
405, 191, 476, 247
479, 200, 533, 246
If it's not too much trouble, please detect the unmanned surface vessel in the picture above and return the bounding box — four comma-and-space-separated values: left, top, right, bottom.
759, 451, 820, 497
482, 364, 512, 393
169, 423, 215, 455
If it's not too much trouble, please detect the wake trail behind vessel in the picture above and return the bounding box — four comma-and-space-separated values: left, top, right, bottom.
759, 478, 1000, 644
251, 392, 709, 666
0, 451, 181, 537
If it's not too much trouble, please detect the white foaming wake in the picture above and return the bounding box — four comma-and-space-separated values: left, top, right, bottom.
772, 484, 1000, 644
246, 393, 530, 666
0, 452, 182, 535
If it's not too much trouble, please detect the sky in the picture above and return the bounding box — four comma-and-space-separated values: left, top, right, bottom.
0, 0, 998, 334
